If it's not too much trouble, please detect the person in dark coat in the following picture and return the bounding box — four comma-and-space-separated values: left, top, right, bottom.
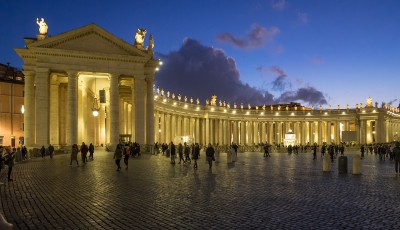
40, 146, 46, 158
393, 142, 400, 174
193, 143, 200, 169
206, 143, 215, 169
170, 142, 176, 164
89, 143, 95, 160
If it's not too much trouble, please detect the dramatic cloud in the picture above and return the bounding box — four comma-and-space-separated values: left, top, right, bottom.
272, 0, 286, 10
155, 38, 270, 105
277, 87, 328, 105
217, 24, 279, 49
269, 65, 291, 92
155, 39, 328, 107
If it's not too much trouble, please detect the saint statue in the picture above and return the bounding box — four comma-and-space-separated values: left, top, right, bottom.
134, 28, 147, 49
36, 18, 48, 35
294, 105, 297, 111
319, 105, 322, 110
270, 105, 273, 111
196, 98, 200, 105
248, 104, 251, 110
227, 103, 230, 109
146, 34, 154, 51
219, 100, 222, 107
190, 97, 193, 104
178, 94, 181, 101
172, 93, 175, 99
223, 101, 226, 107
241, 103, 244, 109
234, 103, 237, 109
161, 89, 164, 96
210, 95, 217, 106
262, 105, 266, 111
206, 99, 209, 105
156, 86, 160, 95
256, 106, 259, 110
167, 91, 170, 98
184, 96, 187, 103
366, 97, 373, 107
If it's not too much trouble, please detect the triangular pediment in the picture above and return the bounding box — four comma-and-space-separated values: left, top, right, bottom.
28, 24, 148, 57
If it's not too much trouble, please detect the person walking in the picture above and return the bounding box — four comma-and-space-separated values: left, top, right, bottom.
193, 143, 200, 169
123, 145, 130, 169
170, 142, 176, 164
80, 142, 89, 164
89, 143, 95, 160
70, 144, 79, 166
393, 142, 400, 174
263, 144, 270, 157
312, 144, 317, 160
48, 144, 55, 159
206, 143, 215, 169
40, 145, 46, 158
6, 148, 16, 182
178, 143, 184, 164
360, 145, 365, 159
184, 142, 191, 163
114, 144, 123, 171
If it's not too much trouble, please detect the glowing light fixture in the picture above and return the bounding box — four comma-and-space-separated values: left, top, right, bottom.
92, 78, 100, 117
21, 105, 25, 114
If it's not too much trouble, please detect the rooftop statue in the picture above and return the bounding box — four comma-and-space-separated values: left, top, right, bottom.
190, 97, 193, 104
210, 95, 217, 106
36, 18, 48, 35
146, 34, 154, 51
219, 100, 222, 107
196, 98, 200, 105
172, 93, 175, 99
366, 97, 373, 107
134, 28, 147, 49
184, 96, 187, 103
262, 105, 266, 111
167, 91, 170, 98
234, 103, 237, 109
178, 94, 181, 101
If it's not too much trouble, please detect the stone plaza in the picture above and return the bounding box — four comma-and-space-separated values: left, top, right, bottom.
1, 149, 400, 229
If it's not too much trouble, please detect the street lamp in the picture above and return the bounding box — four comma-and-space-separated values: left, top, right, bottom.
21, 105, 24, 114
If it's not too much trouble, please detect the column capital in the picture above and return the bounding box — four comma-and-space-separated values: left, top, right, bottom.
66, 71, 78, 77
22, 70, 35, 76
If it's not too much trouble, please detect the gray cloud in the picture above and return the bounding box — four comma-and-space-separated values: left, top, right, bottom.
272, 0, 286, 10
269, 65, 291, 92
155, 39, 328, 107
217, 24, 279, 49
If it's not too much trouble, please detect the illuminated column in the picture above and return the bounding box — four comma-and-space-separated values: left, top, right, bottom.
293, 122, 298, 145
253, 122, 259, 144
360, 119, 367, 144
23, 71, 35, 148
166, 114, 171, 142
268, 122, 274, 144
128, 104, 132, 134
134, 76, 145, 144
326, 121, 331, 143
308, 122, 313, 144
154, 110, 159, 143
335, 121, 340, 143
35, 68, 50, 146
109, 73, 120, 150
240, 121, 245, 145
67, 71, 78, 146
218, 119, 223, 145
261, 122, 266, 143
224, 120, 229, 145
171, 114, 179, 139
160, 112, 165, 143
49, 74, 60, 145
120, 100, 125, 133
201, 118, 206, 145
301, 121, 306, 144
146, 77, 155, 145
205, 115, 210, 144
195, 118, 200, 143
317, 121, 322, 145
130, 81, 136, 141
345, 121, 350, 131
177, 116, 182, 137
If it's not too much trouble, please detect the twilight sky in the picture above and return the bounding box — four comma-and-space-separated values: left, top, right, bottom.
1, 0, 399, 108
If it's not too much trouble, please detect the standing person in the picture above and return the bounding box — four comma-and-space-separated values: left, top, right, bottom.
263, 143, 270, 157
48, 144, 55, 159
170, 142, 176, 164
312, 144, 317, 160
393, 142, 400, 174
178, 143, 184, 164
70, 144, 79, 166
123, 145, 130, 169
184, 142, 191, 163
114, 144, 123, 171
329, 144, 335, 162
6, 148, 16, 182
40, 145, 46, 158
193, 143, 200, 169
21, 146, 27, 160
88, 143, 95, 160
360, 145, 365, 160
206, 143, 215, 169
80, 142, 89, 164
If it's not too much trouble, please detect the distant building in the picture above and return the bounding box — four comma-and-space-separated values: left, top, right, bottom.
0, 63, 24, 146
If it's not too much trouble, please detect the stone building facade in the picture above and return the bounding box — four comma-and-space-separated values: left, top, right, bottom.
15, 23, 400, 151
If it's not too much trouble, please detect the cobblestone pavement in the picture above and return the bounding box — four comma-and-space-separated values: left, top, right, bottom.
1, 149, 400, 229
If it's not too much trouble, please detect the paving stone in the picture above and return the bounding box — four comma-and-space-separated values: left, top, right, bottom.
1, 150, 400, 229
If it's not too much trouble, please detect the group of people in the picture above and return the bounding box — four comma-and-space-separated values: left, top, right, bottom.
70, 142, 95, 166
113, 142, 141, 171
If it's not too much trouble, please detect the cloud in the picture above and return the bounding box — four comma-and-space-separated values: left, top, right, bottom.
155, 38, 270, 105
297, 12, 309, 24
277, 87, 328, 105
217, 24, 279, 49
272, 0, 286, 10
387, 99, 398, 105
155, 39, 328, 107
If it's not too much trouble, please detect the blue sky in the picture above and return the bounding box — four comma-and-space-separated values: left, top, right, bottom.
1, 0, 399, 107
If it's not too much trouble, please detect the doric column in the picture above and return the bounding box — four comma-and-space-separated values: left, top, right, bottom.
109, 73, 120, 150
160, 112, 165, 143
154, 110, 159, 143
327, 121, 332, 143
35, 68, 50, 147
360, 119, 367, 145
166, 114, 171, 142
317, 121, 322, 145
268, 122, 274, 144
49, 74, 60, 145
253, 122, 259, 144
134, 76, 145, 144
195, 118, 200, 143
309, 122, 313, 144
23, 71, 35, 148
261, 122, 266, 143
130, 80, 136, 141
146, 76, 155, 145
218, 119, 223, 145
240, 121, 246, 145
205, 116, 210, 144
67, 71, 78, 146
171, 114, 176, 141
119, 98, 125, 134
300, 121, 305, 145
77, 78, 83, 143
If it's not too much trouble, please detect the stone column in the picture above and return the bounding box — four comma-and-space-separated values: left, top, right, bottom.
254, 122, 259, 144
23, 71, 35, 148
240, 121, 246, 145
130, 80, 136, 141
49, 74, 60, 145
35, 68, 50, 147
360, 119, 367, 145
146, 77, 155, 145
134, 76, 146, 144
67, 71, 78, 146
309, 122, 313, 144
205, 116, 210, 144
218, 119, 223, 145
318, 121, 322, 145
154, 110, 159, 143
119, 99, 125, 134
268, 122, 274, 144
109, 73, 120, 150
326, 121, 331, 143
160, 112, 165, 143
195, 118, 200, 143
166, 114, 171, 142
